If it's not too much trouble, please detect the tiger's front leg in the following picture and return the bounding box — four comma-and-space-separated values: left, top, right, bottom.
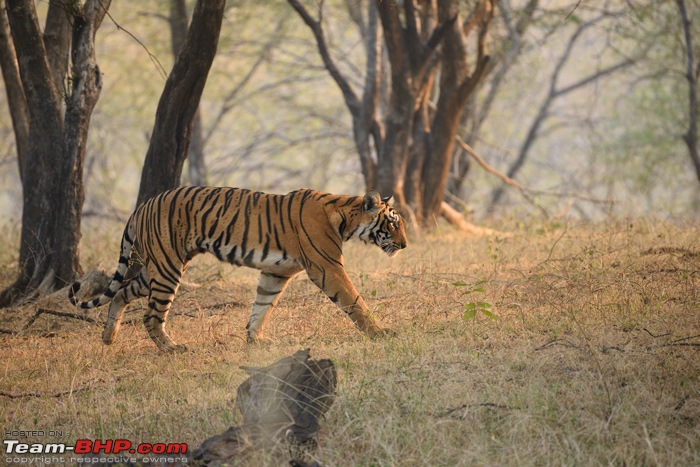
305, 264, 391, 337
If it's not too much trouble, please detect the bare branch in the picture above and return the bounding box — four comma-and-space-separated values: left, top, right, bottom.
456, 136, 549, 217
287, 0, 360, 114
101, 5, 167, 79
555, 58, 635, 97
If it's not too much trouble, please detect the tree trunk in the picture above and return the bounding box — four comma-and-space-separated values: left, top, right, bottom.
0, 4, 29, 182
676, 0, 700, 183
421, 0, 494, 226
43, 0, 71, 94
170, 0, 208, 186
290, 0, 495, 230
0, 0, 110, 307
136, 0, 225, 206
56, 0, 110, 282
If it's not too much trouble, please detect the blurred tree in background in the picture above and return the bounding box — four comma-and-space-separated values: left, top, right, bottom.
0, 0, 698, 303
0, 0, 223, 305
0, 0, 109, 306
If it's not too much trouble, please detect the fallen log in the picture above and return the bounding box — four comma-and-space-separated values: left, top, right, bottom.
193, 349, 337, 466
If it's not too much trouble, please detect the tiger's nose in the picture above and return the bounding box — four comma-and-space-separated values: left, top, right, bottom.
399, 241, 407, 249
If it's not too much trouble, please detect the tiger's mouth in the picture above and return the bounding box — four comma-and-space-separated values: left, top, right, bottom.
381, 243, 403, 257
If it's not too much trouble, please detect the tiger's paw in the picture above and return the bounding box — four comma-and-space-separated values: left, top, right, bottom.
165, 344, 189, 353
246, 335, 273, 346
368, 327, 397, 339
157, 341, 189, 353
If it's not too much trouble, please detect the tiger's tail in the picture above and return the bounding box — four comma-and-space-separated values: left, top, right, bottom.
68, 214, 137, 309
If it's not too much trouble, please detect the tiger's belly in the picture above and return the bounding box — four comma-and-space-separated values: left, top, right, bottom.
216, 244, 301, 276
255, 251, 303, 276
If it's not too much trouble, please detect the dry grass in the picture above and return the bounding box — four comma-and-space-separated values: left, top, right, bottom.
0, 218, 699, 465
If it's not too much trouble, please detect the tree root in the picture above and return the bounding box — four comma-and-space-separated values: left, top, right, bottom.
0, 268, 111, 335
440, 202, 508, 237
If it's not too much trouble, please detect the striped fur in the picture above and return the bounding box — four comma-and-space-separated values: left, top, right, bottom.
69, 186, 407, 351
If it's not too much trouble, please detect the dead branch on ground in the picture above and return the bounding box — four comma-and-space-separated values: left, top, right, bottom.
193, 349, 336, 467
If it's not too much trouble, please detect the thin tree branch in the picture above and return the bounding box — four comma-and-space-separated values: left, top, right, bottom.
456, 135, 549, 217
555, 58, 635, 97
100, 2, 167, 79
287, 0, 360, 114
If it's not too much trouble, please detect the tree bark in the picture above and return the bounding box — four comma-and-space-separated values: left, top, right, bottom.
420, 0, 494, 226
56, 0, 111, 283
170, 0, 208, 186
289, 0, 495, 229
43, 0, 72, 94
136, 0, 225, 206
4, 0, 66, 305
0, 0, 109, 307
0, 3, 29, 181
676, 0, 700, 183
446, 0, 539, 202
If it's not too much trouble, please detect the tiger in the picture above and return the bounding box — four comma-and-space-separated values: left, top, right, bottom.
69, 186, 407, 352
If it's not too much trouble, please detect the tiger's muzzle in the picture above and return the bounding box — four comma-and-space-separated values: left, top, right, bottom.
381, 240, 407, 257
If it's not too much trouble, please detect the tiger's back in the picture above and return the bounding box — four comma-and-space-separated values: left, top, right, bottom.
70, 186, 407, 351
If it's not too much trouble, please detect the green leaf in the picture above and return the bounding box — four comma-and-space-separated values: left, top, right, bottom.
481, 309, 497, 319
453, 281, 467, 287
463, 309, 477, 320
464, 302, 476, 311
476, 302, 492, 308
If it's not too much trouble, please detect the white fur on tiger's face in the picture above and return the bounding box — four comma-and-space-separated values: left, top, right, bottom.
69, 186, 407, 351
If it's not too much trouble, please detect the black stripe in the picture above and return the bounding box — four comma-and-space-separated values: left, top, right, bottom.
341, 196, 358, 207
241, 194, 252, 257
257, 213, 263, 244
265, 197, 272, 234
152, 296, 172, 306
256, 286, 280, 296
338, 214, 347, 238
212, 232, 225, 261
261, 234, 270, 262
243, 249, 255, 267
227, 245, 239, 264
273, 225, 282, 251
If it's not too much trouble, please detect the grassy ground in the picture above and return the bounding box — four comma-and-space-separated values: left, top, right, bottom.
0, 218, 698, 465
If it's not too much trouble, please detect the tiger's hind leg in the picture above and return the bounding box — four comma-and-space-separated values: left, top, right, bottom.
246, 272, 295, 343
103, 269, 149, 345
143, 264, 186, 352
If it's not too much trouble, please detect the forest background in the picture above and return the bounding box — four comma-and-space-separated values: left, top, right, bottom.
0, 2, 698, 464
0, 0, 698, 225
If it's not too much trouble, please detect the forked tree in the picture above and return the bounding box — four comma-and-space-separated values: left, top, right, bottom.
0, 0, 225, 306
0, 0, 110, 306
289, 0, 496, 228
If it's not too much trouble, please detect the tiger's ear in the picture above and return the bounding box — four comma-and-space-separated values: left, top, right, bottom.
381, 195, 395, 206
363, 190, 382, 216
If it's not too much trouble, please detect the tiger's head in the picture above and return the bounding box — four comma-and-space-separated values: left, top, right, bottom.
358, 191, 408, 257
